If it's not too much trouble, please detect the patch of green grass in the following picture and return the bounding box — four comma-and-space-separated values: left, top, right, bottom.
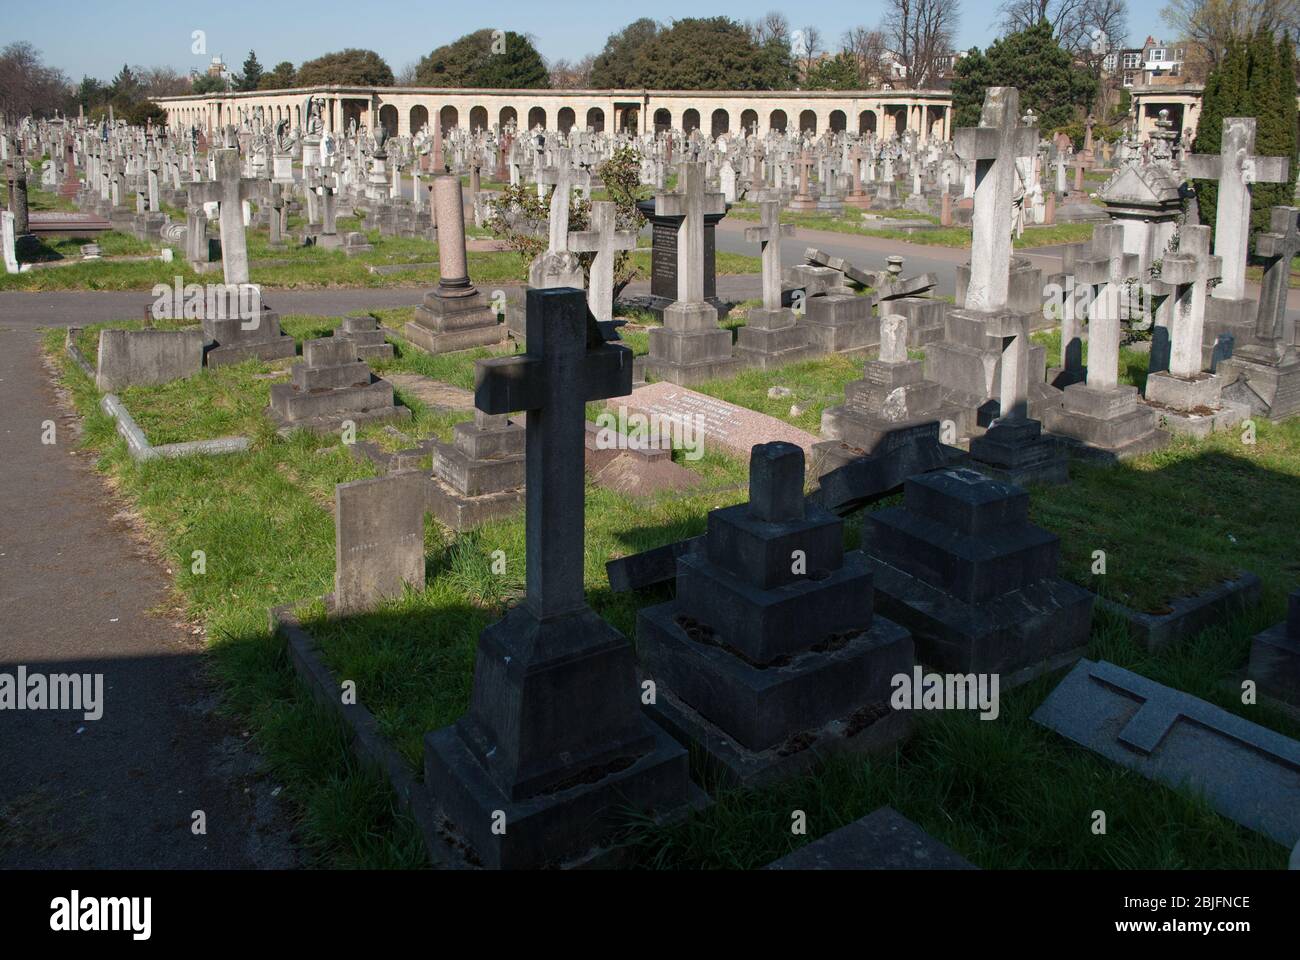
42, 314, 1300, 870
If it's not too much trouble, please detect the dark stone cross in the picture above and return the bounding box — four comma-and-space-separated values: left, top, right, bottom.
474, 287, 633, 619
426, 287, 695, 868
1253, 205, 1300, 355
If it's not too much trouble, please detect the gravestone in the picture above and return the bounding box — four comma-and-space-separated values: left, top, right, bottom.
1144, 225, 1248, 436
863, 468, 1093, 686
1220, 206, 1300, 420
95, 329, 204, 391
637, 442, 914, 786
338, 313, 394, 362
568, 199, 636, 324
816, 314, 948, 467
1185, 118, 1290, 358
333, 472, 427, 615
423, 288, 701, 869
611, 381, 819, 460
1, 210, 18, 274
405, 175, 503, 353
1042, 224, 1169, 460
635, 197, 728, 321
944, 88, 1066, 484
528, 151, 585, 290
735, 199, 810, 368
767, 806, 976, 870
1247, 589, 1300, 707
268, 334, 410, 434
427, 405, 526, 531
643, 162, 739, 384
1034, 659, 1300, 847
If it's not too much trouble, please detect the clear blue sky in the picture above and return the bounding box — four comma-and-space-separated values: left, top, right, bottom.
10, 0, 1171, 82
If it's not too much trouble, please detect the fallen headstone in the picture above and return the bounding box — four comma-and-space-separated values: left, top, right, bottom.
766, 807, 976, 870
1033, 658, 1300, 848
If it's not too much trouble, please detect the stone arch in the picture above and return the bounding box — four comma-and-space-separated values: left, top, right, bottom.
858, 109, 876, 134
378, 104, 398, 137
439, 105, 458, 134
829, 109, 847, 133
469, 105, 489, 132
620, 105, 637, 132
769, 109, 787, 133
410, 104, 429, 135
557, 106, 576, 134
499, 106, 517, 130
799, 109, 817, 134
586, 107, 605, 132
710, 108, 729, 138
654, 108, 672, 133
528, 106, 546, 130
682, 108, 700, 133
740, 108, 758, 133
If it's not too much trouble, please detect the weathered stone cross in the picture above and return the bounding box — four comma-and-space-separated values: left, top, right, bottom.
536, 149, 575, 254
744, 199, 795, 311
1184, 117, 1290, 300
474, 287, 634, 620
1152, 225, 1221, 379
654, 161, 725, 305
1076, 223, 1138, 389
953, 87, 1037, 312
188, 147, 265, 285
1252, 205, 1300, 354
568, 200, 637, 323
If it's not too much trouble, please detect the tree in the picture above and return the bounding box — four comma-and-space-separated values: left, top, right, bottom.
109, 64, 143, 102
630, 17, 793, 89
842, 26, 890, 85
884, 0, 961, 88
236, 50, 264, 92
795, 25, 823, 78
748, 11, 792, 45
550, 55, 595, 89
260, 61, 297, 90
140, 66, 191, 98
1161, 0, 1300, 70
1192, 30, 1299, 245
295, 48, 395, 87
589, 18, 661, 87
951, 20, 1096, 129
127, 99, 167, 127
805, 52, 864, 89
416, 29, 549, 88
190, 73, 227, 95
0, 42, 70, 123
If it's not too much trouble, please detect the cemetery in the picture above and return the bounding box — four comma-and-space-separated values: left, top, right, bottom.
3, 9, 1300, 884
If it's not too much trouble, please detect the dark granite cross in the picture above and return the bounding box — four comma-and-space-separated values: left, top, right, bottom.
953, 87, 1036, 312
474, 287, 633, 620
1253, 206, 1300, 353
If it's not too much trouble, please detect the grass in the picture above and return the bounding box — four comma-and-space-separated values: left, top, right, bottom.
43, 312, 1300, 870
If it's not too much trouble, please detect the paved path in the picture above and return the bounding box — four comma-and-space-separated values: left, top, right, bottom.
0, 324, 296, 868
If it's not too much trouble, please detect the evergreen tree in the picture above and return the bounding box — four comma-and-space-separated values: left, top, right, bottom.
260, 61, 297, 90
416, 29, 549, 88
236, 50, 264, 92
1192, 31, 1298, 246
296, 49, 395, 87
804, 52, 861, 91
950, 22, 1094, 132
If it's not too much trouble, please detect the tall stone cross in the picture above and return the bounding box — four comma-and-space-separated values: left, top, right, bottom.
796, 151, 815, 197
1153, 225, 1221, 379
536, 150, 575, 254
474, 288, 633, 620
1075, 223, 1138, 389
953, 87, 1036, 313
1184, 118, 1290, 300
188, 147, 265, 285
567, 200, 637, 323
744, 199, 794, 311
1252, 205, 1300, 355
654, 161, 725, 305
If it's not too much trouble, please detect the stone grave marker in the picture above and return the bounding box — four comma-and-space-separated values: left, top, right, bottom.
767, 807, 976, 870
568, 199, 636, 324
735, 199, 810, 368
637, 441, 914, 786
333, 472, 427, 615
423, 288, 701, 869
1247, 588, 1300, 707
95, 328, 204, 391
1033, 658, 1300, 847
